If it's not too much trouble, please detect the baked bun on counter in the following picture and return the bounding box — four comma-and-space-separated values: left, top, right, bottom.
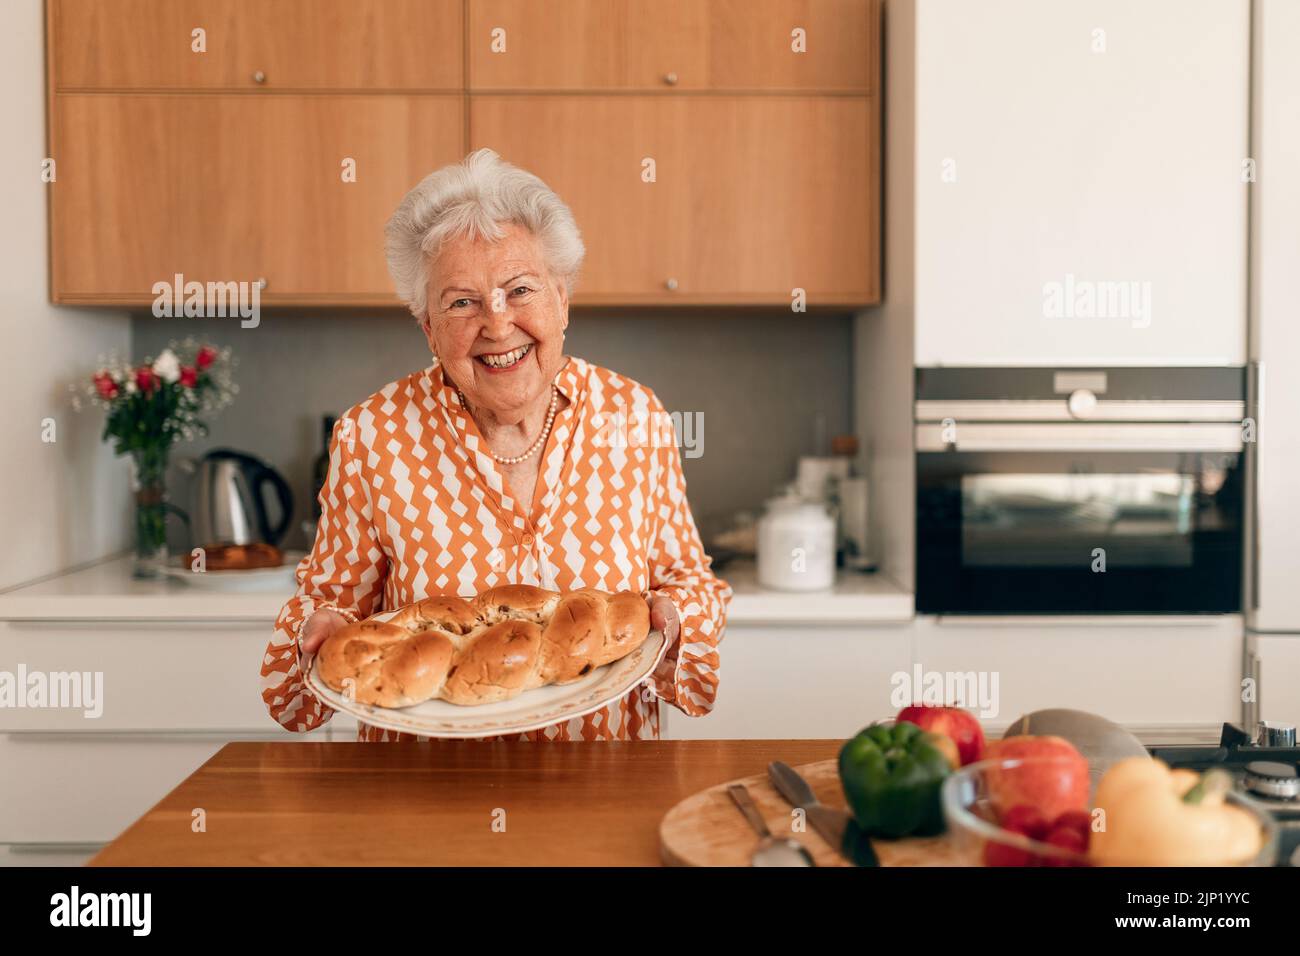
315, 587, 652, 708
204, 542, 283, 570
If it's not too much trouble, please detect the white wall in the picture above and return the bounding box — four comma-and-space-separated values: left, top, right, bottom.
0, 0, 131, 588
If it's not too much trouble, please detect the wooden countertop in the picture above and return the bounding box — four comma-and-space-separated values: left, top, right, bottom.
90, 739, 842, 866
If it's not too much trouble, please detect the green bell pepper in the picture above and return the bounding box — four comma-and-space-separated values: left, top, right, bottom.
838, 721, 954, 839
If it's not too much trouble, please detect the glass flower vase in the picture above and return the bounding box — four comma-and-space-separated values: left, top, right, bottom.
130, 446, 170, 579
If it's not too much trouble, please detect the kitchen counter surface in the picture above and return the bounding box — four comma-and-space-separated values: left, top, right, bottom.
0, 555, 913, 625
0, 555, 285, 621
719, 559, 913, 624
90, 739, 843, 866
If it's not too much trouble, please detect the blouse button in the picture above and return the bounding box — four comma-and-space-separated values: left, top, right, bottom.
521, 534, 535, 549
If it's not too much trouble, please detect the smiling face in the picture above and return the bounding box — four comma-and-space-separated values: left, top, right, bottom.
419, 223, 570, 420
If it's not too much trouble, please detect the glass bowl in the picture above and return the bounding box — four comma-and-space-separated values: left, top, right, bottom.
941, 756, 1280, 867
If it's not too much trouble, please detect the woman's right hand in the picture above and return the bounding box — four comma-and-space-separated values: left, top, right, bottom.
299, 608, 350, 656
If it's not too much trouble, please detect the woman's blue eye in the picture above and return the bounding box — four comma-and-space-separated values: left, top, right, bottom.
511, 286, 531, 296
451, 298, 472, 309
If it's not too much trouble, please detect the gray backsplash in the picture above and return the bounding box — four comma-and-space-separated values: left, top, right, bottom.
131, 309, 853, 552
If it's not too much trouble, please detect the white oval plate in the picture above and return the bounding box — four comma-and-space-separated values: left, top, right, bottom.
304, 623, 668, 739
159, 551, 305, 593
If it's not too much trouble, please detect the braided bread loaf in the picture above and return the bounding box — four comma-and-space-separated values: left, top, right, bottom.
316, 585, 652, 708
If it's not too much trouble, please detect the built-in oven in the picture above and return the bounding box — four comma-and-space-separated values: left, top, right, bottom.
915, 368, 1245, 615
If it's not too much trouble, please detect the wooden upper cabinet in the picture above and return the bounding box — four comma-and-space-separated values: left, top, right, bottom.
51, 0, 464, 90
472, 95, 877, 305
47, 0, 879, 306
472, 96, 684, 301
52, 95, 464, 302
468, 0, 877, 92
675, 96, 876, 303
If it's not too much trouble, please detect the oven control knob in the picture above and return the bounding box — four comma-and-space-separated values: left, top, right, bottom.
1257, 721, 1297, 747
1243, 761, 1300, 800
1067, 388, 1098, 419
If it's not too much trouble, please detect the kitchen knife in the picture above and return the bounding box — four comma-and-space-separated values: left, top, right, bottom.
768, 761, 879, 867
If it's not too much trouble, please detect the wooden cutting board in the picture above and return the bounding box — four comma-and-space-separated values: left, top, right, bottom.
659, 758, 965, 866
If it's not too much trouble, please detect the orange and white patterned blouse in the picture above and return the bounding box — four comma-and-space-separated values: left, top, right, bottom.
260, 355, 731, 741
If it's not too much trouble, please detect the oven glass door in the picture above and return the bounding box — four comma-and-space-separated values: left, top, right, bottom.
916, 450, 1243, 614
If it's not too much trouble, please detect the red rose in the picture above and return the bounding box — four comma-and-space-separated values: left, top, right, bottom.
93, 372, 118, 399
196, 346, 216, 370
135, 367, 158, 394
179, 365, 198, 388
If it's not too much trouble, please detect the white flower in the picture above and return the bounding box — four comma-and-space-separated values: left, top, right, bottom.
125, 379, 138, 395
152, 349, 181, 384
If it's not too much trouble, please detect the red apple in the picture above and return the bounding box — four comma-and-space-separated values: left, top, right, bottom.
984, 735, 1090, 822
896, 705, 986, 766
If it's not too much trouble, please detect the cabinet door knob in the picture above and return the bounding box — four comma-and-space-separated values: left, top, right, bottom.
252, 70, 267, 84
256, 277, 268, 290
664, 72, 678, 86
1067, 388, 1097, 418
665, 277, 679, 291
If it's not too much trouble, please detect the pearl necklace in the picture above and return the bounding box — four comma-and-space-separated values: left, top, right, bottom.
455, 384, 559, 465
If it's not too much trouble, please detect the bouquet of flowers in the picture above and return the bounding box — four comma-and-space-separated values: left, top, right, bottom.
73, 338, 238, 576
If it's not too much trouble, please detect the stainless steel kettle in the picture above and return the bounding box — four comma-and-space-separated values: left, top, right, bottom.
191, 449, 294, 548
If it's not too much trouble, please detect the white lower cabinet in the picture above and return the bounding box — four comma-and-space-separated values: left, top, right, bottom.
0, 620, 279, 732
0, 730, 327, 866
662, 625, 913, 741
0, 617, 329, 861
0, 732, 296, 846
910, 616, 1243, 733
663, 616, 1244, 741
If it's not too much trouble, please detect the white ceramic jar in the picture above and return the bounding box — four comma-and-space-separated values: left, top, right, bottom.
756, 490, 836, 591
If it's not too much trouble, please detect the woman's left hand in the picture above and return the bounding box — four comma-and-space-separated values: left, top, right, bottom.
646, 592, 680, 647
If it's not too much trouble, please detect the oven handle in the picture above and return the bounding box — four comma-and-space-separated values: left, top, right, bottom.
933, 615, 1228, 628
914, 400, 1246, 423
915, 422, 1244, 453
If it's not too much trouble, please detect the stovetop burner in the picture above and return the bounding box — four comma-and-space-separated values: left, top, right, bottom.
1148, 722, 1300, 781
1147, 722, 1300, 867
1242, 761, 1300, 801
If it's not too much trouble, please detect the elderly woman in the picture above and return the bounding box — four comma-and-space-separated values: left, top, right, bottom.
260, 149, 731, 741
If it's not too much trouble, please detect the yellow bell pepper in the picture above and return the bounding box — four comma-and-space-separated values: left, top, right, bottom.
1090, 757, 1264, 866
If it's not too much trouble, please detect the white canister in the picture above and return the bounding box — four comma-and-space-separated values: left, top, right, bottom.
796, 456, 851, 503
756, 492, 836, 591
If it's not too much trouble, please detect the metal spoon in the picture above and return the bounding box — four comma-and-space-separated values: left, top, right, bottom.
727, 784, 816, 867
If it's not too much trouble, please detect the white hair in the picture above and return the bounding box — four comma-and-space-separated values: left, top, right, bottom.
384, 148, 585, 319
